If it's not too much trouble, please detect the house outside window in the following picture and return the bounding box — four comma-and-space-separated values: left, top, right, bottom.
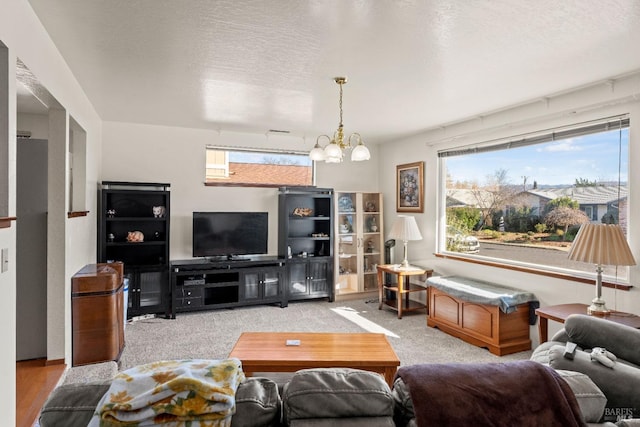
205, 147, 314, 187
439, 116, 630, 281
205, 149, 229, 180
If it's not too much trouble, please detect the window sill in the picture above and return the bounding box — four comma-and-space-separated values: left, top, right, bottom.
67, 211, 89, 218
0, 216, 17, 229
435, 252, 632, 291
204, 182, 284, 188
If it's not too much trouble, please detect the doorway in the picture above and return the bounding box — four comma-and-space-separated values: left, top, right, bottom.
16, 138, 48, 360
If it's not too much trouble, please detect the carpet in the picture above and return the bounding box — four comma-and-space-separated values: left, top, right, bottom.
63, 298, 532, 384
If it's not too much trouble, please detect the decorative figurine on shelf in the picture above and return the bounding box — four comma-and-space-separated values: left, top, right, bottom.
366, 239, 374, 253
126, 230, 145, 242
368, 216, 378, 232
365, 201, 376, 212
152, 206, 166, 218
338, 196, 354, 212
107, 209, 116, 218
292, 207, 313, 217
340, 216, 353, 233
107, 233, 115, 242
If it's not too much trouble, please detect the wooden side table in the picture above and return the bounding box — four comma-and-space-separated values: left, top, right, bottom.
535, 303, 640, 343
377, 264, 433, 319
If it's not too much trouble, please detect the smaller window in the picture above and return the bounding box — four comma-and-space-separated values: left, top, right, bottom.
205, 147, 314, 187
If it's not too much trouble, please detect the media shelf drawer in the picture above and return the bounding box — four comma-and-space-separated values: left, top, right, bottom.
176, 296, 203, 309
180, 287, 203, 298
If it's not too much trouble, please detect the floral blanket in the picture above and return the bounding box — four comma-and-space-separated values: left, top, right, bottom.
88, 359, 245, 427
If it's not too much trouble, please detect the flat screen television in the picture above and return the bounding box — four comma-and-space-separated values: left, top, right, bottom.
192, 212, 268, 259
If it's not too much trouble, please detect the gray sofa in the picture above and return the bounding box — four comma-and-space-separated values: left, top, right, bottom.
40, 361, 637, 427
531, 313, 640, 425
40, 368, 394, 427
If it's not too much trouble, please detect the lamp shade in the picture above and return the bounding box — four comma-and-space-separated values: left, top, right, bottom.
568, 223, 636, 266
351, 144, 371, 161
309, 145, 326, 161
324, 142, 343, 162
388, 215, 423, 242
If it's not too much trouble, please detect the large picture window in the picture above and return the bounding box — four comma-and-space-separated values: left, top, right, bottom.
439, 116, 630, 280
205, 146, 314, 187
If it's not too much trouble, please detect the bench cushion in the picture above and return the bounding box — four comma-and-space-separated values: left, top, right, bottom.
426, 275, 539, 323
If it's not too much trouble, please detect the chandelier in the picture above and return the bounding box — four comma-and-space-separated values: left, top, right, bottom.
309, 77, 371, 163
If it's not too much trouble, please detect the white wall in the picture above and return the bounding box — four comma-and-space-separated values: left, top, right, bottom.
102, 121, 381, 260
17, 112, 48, 139
1, 1, 103, 423
379, 73, 640, 346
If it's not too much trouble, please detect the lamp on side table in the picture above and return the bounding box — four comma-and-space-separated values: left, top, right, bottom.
567, 223, 636, 315
388, 215, 422, 269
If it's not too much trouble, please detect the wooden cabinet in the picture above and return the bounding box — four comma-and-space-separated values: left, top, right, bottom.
278, 187, 334, 302
241, 267, 284, 304
98, 181, 171, 318
335, 192, 384, 296
126, 266, 169, 317
286, 257, 333, 303
71, 262, 124, 366
428, 286, 532, 356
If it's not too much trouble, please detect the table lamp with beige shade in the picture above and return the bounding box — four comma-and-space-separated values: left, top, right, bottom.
567, 223, 636, 315
388, 215, 422, 269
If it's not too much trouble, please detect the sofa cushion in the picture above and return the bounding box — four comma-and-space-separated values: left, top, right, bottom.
39, 377, 281, 427
531, 341, 560, 365
282, 368, 394, 426
39, 381, 111, 427
564, 315, 640, 366
555, 369, 607, 423
391, 376, 414, 427
232, 377, 282, 427
547, 344, 640, 422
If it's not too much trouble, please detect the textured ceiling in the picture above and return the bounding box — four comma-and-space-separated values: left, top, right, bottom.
24, 0, 640, 144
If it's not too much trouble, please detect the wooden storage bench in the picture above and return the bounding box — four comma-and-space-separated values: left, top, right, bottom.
426, 276, 539, 356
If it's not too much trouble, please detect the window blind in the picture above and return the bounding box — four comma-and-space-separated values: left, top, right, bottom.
438, 116, 629, 158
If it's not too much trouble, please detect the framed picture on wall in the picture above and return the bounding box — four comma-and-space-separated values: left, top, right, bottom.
396, 161, 424, 213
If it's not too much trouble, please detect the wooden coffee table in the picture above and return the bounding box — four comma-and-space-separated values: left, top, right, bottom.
536, 303, 640, 343
229, 332, 400, 386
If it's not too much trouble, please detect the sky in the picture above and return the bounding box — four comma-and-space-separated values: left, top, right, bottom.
445, 128, 629, 187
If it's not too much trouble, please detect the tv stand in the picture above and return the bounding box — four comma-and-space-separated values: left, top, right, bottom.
170, 256, 287, 318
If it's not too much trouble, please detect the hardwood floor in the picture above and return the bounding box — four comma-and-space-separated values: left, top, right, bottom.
16, 359, 65, 427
